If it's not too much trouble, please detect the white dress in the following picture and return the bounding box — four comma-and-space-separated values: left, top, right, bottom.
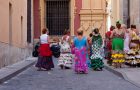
58, 36, 74, 68
124, 33, 130, 53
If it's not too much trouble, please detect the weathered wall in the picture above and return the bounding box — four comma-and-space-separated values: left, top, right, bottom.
0, 0, 33, 68
111, 0, 140, 31
0, 0, 10, 44
0, 42, 32, 68
40, 0, 45, 31
0, 0, 28, 47
34, 0, 41, 39
110, 0, 121, 26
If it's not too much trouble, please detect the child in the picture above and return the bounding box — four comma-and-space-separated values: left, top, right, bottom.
50, 37, 61, 58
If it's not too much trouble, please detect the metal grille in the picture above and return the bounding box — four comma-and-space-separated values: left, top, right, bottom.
46, 0, 70, 35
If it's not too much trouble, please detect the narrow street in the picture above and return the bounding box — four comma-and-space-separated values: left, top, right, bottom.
0, 0, 140, 90
0, 60, 140, 90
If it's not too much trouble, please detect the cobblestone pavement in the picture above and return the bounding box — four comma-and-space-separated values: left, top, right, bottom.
0, 61, 140, 90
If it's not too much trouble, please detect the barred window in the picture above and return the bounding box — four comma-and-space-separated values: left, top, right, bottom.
46, 0, 70, 35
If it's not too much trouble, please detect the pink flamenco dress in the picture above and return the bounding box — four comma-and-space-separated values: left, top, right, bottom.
73, 37, 88, 74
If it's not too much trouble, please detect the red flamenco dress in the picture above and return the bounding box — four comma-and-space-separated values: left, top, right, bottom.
105, 31, 112, 65
36, 44, 54, 70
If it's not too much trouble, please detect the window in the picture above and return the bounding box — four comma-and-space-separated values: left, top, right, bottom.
46, 0, 70, 35
27, 0, 32, 43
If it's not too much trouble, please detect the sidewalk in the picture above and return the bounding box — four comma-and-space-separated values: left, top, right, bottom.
0, 57, 37, 84
104, 60, 140, 88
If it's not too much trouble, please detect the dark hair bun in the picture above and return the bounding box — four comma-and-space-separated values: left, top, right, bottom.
93, 28, 99, 34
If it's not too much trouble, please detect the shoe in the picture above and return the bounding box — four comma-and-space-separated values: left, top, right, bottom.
96, 68, 101, 71
45, 68, 51, 71
37, 68, 42, 71
100, 67, 103, 71
60, 65, 64, 69
65, 67, 70, 69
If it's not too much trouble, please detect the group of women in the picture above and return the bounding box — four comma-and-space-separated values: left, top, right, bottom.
105, 21, 140, 68
35, 27, 104, 74
35, 20, 140, 72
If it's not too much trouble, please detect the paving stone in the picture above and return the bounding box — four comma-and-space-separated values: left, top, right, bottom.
0, 59, 139, 90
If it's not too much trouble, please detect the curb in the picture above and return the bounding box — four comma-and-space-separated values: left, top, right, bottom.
104, 64, 140, 88
0, 57, 37, 84
104, 65, 125, 79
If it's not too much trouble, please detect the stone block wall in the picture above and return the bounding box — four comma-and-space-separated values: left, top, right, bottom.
0, 42, 32, 69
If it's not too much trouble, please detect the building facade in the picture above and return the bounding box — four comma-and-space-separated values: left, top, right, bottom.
110, 0, 140, 30
34, 0, 107, 38
0, 0, 33, 68
129, 0, 140, 29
